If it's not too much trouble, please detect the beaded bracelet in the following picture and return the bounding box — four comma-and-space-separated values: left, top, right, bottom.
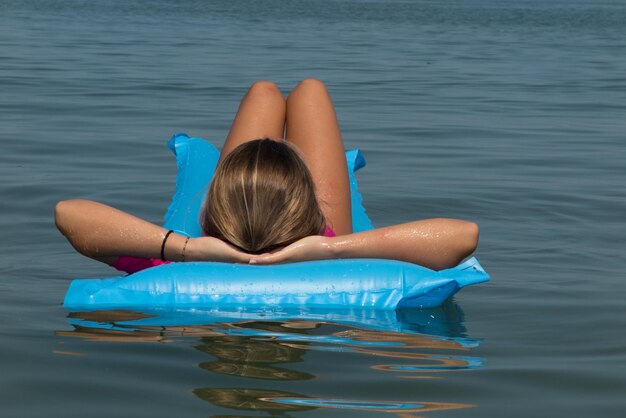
181, 237, 190, 262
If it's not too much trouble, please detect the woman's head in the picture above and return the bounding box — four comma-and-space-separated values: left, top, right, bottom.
202, 139, 326, 254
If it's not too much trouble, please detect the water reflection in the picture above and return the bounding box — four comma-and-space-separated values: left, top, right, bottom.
59, 302, 484, 416
196, 335, 314, 380
193, 388, 317, 413
193, 388, 473, 415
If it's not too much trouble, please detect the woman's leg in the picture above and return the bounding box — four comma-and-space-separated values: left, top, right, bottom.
219, 81, 286, 164
286, 79, 352, 235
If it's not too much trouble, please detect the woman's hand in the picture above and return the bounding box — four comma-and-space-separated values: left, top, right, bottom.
187, 236, 253, 264
249, 236, 335, 265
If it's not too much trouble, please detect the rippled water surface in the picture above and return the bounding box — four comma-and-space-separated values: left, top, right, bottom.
1, 0, 625, 417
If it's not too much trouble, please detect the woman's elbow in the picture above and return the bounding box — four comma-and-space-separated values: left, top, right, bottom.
458, 221, 479, 258
427, 219, 480, 270
55, 200, 72, 234
55, 199, 87, 235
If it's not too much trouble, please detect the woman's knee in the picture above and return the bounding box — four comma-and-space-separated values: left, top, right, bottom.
289, 78, 329, 100
296, 78, 327, 90
246, 81, 284, 102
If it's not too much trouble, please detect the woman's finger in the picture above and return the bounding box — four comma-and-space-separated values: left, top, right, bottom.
250, 251, 289, 265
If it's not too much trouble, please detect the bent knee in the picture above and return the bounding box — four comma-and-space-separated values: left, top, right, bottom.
299, 78, 326, 88
247, 81, 283, 99
289, 78, 330, 100
295, 78, 327, 92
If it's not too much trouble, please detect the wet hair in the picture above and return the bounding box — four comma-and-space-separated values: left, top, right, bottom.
201, 139, 326, 254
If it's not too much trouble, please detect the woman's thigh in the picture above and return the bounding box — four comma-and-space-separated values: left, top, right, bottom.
219, 81, 286, 165
286, 79, 352, 235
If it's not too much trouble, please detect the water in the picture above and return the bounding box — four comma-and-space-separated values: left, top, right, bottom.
1, 0, 625, 416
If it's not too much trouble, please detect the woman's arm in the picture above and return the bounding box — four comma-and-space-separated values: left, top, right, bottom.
55, 199, 251, 264
250, 218, 479, 271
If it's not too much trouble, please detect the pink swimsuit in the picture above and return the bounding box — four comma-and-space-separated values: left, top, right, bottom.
112, 226, 336, 274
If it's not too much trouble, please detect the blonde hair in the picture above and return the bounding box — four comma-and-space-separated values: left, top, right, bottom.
201, 139, 326, 254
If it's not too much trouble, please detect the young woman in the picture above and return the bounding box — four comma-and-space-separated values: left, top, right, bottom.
55, 79, 479, 272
